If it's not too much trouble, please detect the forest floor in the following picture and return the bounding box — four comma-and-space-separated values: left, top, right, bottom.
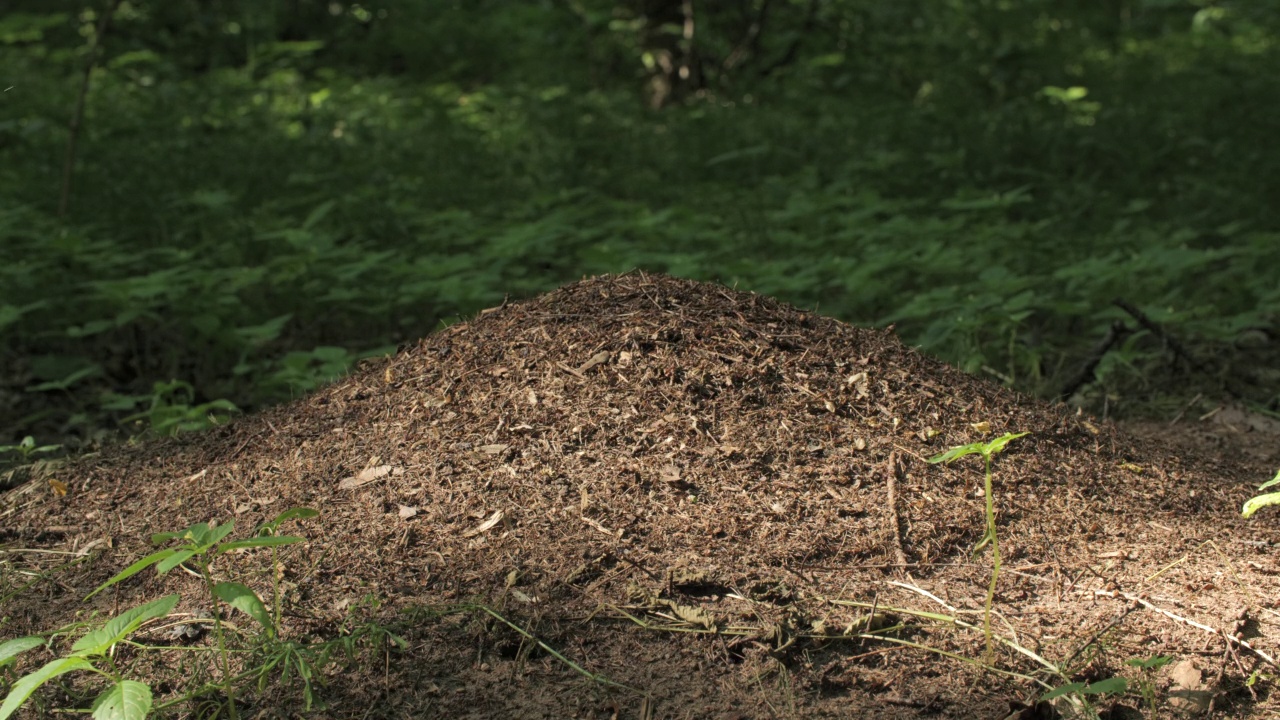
3, 274, 1278, 719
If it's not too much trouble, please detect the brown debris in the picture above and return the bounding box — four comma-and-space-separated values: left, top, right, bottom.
4, 272, 1279, 718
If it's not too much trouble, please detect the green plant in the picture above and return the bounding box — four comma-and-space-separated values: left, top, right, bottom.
1041, 675, 1128, 714
0, 508, 316, 720
109, 381, 240, 437
0, 595, 180, 720
1242, 468, 1280, 518
1125, 654, 1173, 718
1040, 655, 1172, 719
927, 431, 1028, 663
0, 437, 60, 464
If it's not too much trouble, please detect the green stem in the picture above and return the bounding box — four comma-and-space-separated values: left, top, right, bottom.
983, 454, 1001, 665
198, 557, 239, 720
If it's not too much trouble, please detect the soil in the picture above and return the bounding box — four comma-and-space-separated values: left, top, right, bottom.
3, 273, 1278, 719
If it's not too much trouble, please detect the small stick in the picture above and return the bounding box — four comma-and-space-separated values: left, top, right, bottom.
60, 0, 124, 217
1095, 590, 1277, 668
1061, 598, 1138, 671
1058, 320, 1131, 400
885, 451, 908, 566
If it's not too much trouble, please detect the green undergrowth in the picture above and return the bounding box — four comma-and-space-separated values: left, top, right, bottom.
3, 4, 1280, 445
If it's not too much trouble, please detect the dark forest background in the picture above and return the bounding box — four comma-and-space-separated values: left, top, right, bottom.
2, 0, 1279, 448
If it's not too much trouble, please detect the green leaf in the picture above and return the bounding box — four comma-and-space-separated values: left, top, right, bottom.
1082, 676, 1128, 695
927, 442, 984, 464
71, 595, 180, 657
154, 548, 197, 574
1040, 681, 1086, 701
1242, 492, 1280, 518
1259, 468, 1280, 491
186, 521, 235, 548
85, 549, 178, 600
213, 582, 273, 632
152, 520, 210, 545
0, 637, 44, 666
216, 535, 304, 553
0, 657, 95, 720
259, 507, 319, 534
1125, 654, 1173, 670
983, 432, 1029, 457
91, 680, 152, 720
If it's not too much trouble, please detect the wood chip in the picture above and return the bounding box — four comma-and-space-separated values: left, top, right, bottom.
463, 510, 504, 537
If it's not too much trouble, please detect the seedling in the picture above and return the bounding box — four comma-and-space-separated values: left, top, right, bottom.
1044, 676, 1126, 707
928, 431, 1027, 663
0, 508, 316, 720
1126, 654, 1172, 718
1040, 655, 1172, 719
0, 595, 180, 720
1242, 468, 1280, 518
0, 436, 60, 464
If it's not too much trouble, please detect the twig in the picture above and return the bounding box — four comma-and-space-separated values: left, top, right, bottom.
885, 451, 908, 566
1168, 392, 1203, 425
1057, 320, 1131, 400
1113, 298, 1211, 374
1094, 589, 1277, 668
758, 0, 820, 77
1061, 598, 1138, 671
60, 0, 124, 217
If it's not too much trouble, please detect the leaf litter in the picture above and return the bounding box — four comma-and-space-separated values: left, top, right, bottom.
3, 273, 1278, 718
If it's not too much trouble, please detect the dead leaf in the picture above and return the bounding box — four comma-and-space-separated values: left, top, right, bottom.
398, 505, 418, 519
666, 601, 717, 630
463, 510, 504, 537
338, 464, 394, 490
970, 421, 991, 434
1166, 659, 1212, 714
48, 479, 68, 497
510, 589, 538, 604
479, 444, 509, 455
578, 351, 611, 373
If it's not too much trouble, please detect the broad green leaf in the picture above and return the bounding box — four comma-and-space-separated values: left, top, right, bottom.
1258, 469, 1280, 491
1242, 492, 1280, 518
927, 442, 984, 464
154, 549, 197, 574
216, 535, 304, 553
91, 680, 152, 720
213, 582, 273, 632
1082, 677, 1127, 695
983, 432, 1029, 456
1125, 654, 1172, 669
71, 595, 180, 657
185, 521, 235, 548
152, 521, 207, 544
0, 637, 43, 665
259, 507, 319, 533
0, 657, 94, 720
1040, 681, 1086, 701
85, 549, 177, 600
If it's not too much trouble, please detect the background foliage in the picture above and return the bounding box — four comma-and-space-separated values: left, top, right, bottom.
2, 0, 1279, 446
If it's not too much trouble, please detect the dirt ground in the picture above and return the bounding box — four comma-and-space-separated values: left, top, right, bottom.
3, 273, 1278, 719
